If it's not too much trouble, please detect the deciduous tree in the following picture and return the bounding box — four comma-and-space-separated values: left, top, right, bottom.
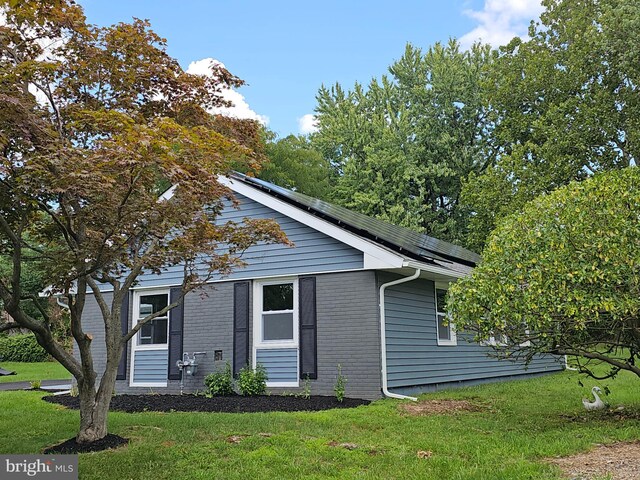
462, 0, 640, 251
314, 41, 492, 245
261, 133, 331, 200
0, 0, 287, 444
449, 168, 640, 380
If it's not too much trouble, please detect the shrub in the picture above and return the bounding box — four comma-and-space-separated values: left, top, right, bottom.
30, 380, 42, 389
237, 363, 268, 396
0, 333, 48, 362
204, 362, 234, 396
334, 364, 347, 402
300, 374, 311, 399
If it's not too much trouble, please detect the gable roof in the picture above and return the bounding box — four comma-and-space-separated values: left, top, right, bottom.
229, 173, 481, 268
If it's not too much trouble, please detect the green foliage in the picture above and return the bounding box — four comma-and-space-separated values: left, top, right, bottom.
333, 364, 347, 402
461, 0, 640, 251
0, 0, 290, 442
314, 41, 492, 246
204, 362, 235, 396
261, 134, 332, 200
449, 168, 640, 379
29, 379, 41, 389
300, 374, 311, 399
237, 364, 268, 396
0, 334, 48, 362
0, 256, 48, 325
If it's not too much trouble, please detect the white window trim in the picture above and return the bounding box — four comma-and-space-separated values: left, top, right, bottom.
253, 278, 299, 387
482, 330, 531, 348
129, 289, 170, 388
435, 284, 457, 346
482, 334, 508, 347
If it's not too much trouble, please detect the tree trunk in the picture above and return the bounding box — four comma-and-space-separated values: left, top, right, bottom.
76, 379, 111, 444
76, 356, 119, 444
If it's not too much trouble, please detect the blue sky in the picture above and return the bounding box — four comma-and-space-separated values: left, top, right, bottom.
81, 0, 543, 137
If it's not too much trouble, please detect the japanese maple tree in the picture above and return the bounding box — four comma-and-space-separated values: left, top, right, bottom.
0, 0, 287, 444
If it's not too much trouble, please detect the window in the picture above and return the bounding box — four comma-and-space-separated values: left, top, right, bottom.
483, 333, 508, 347
130, 289, 170, 387
137, 293, 169, 345
261, 283, 295, 342
436, 287, 457, 346
482, 326, 530, 347
253, 279, 299, 388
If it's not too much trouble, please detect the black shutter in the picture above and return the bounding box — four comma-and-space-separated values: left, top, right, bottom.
116, 291, 130, 380
233, 281, 250, 377
299, 276, 317, 379
167, 288, 184, 380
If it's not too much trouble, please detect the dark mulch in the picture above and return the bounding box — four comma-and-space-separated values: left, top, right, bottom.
43, 434, 128, 454
44, 394, 370, 413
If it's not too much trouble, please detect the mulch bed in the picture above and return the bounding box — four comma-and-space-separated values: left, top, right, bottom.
44, 394, 370, 413
43, 434, 128, 454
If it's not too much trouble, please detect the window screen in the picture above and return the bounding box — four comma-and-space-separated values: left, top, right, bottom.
261, 283, 294, 342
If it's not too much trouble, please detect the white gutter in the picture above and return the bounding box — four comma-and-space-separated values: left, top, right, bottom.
403, 260, 469, 279
379, 268, 421, 401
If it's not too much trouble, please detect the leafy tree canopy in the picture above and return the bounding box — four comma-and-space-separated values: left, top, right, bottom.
0, 0, 287, 443
462, 0, 640, 251
449, 167, 640, 380
260, 133, 332, 200
313, 41, 493, 245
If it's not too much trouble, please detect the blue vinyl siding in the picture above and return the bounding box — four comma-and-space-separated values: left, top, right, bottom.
256, 348, 298, 383
135, 194, 363, 288
132, 349, 168, 384
380, 273, 562, 389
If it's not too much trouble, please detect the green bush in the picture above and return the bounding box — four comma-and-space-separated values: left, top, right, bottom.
0, 333, 48, 362
334, 364, 347, 402
204, 362, 234, 396
237, 363, 268, 396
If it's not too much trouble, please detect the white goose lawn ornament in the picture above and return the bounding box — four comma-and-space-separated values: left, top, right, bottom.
582, 386, 605, 411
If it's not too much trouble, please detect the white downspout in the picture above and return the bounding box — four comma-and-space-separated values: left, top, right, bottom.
379, 269, 421, 401
564, 355, 578, 371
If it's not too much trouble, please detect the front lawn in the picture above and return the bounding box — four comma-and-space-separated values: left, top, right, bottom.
0, 370, 638, 479
0, 361, 70, 384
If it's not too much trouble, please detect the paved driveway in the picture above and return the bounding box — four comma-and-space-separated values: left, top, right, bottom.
0, 379, 72, 392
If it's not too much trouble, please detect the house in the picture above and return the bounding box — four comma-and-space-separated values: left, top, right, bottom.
82, 173, 561, 400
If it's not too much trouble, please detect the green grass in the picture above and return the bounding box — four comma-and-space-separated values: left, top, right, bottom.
0, 361, 70, 384
0, 369, 638, 479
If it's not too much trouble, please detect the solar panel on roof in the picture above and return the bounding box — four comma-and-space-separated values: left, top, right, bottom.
232, 173, 481, 267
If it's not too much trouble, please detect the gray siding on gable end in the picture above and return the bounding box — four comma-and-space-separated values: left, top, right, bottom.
134, 193, 364, 288
379, 273, 562, 390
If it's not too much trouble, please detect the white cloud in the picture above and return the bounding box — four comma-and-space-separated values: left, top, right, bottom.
186, 58, 269, 125
298, 114, 318, 135
459, 0, 544, 49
